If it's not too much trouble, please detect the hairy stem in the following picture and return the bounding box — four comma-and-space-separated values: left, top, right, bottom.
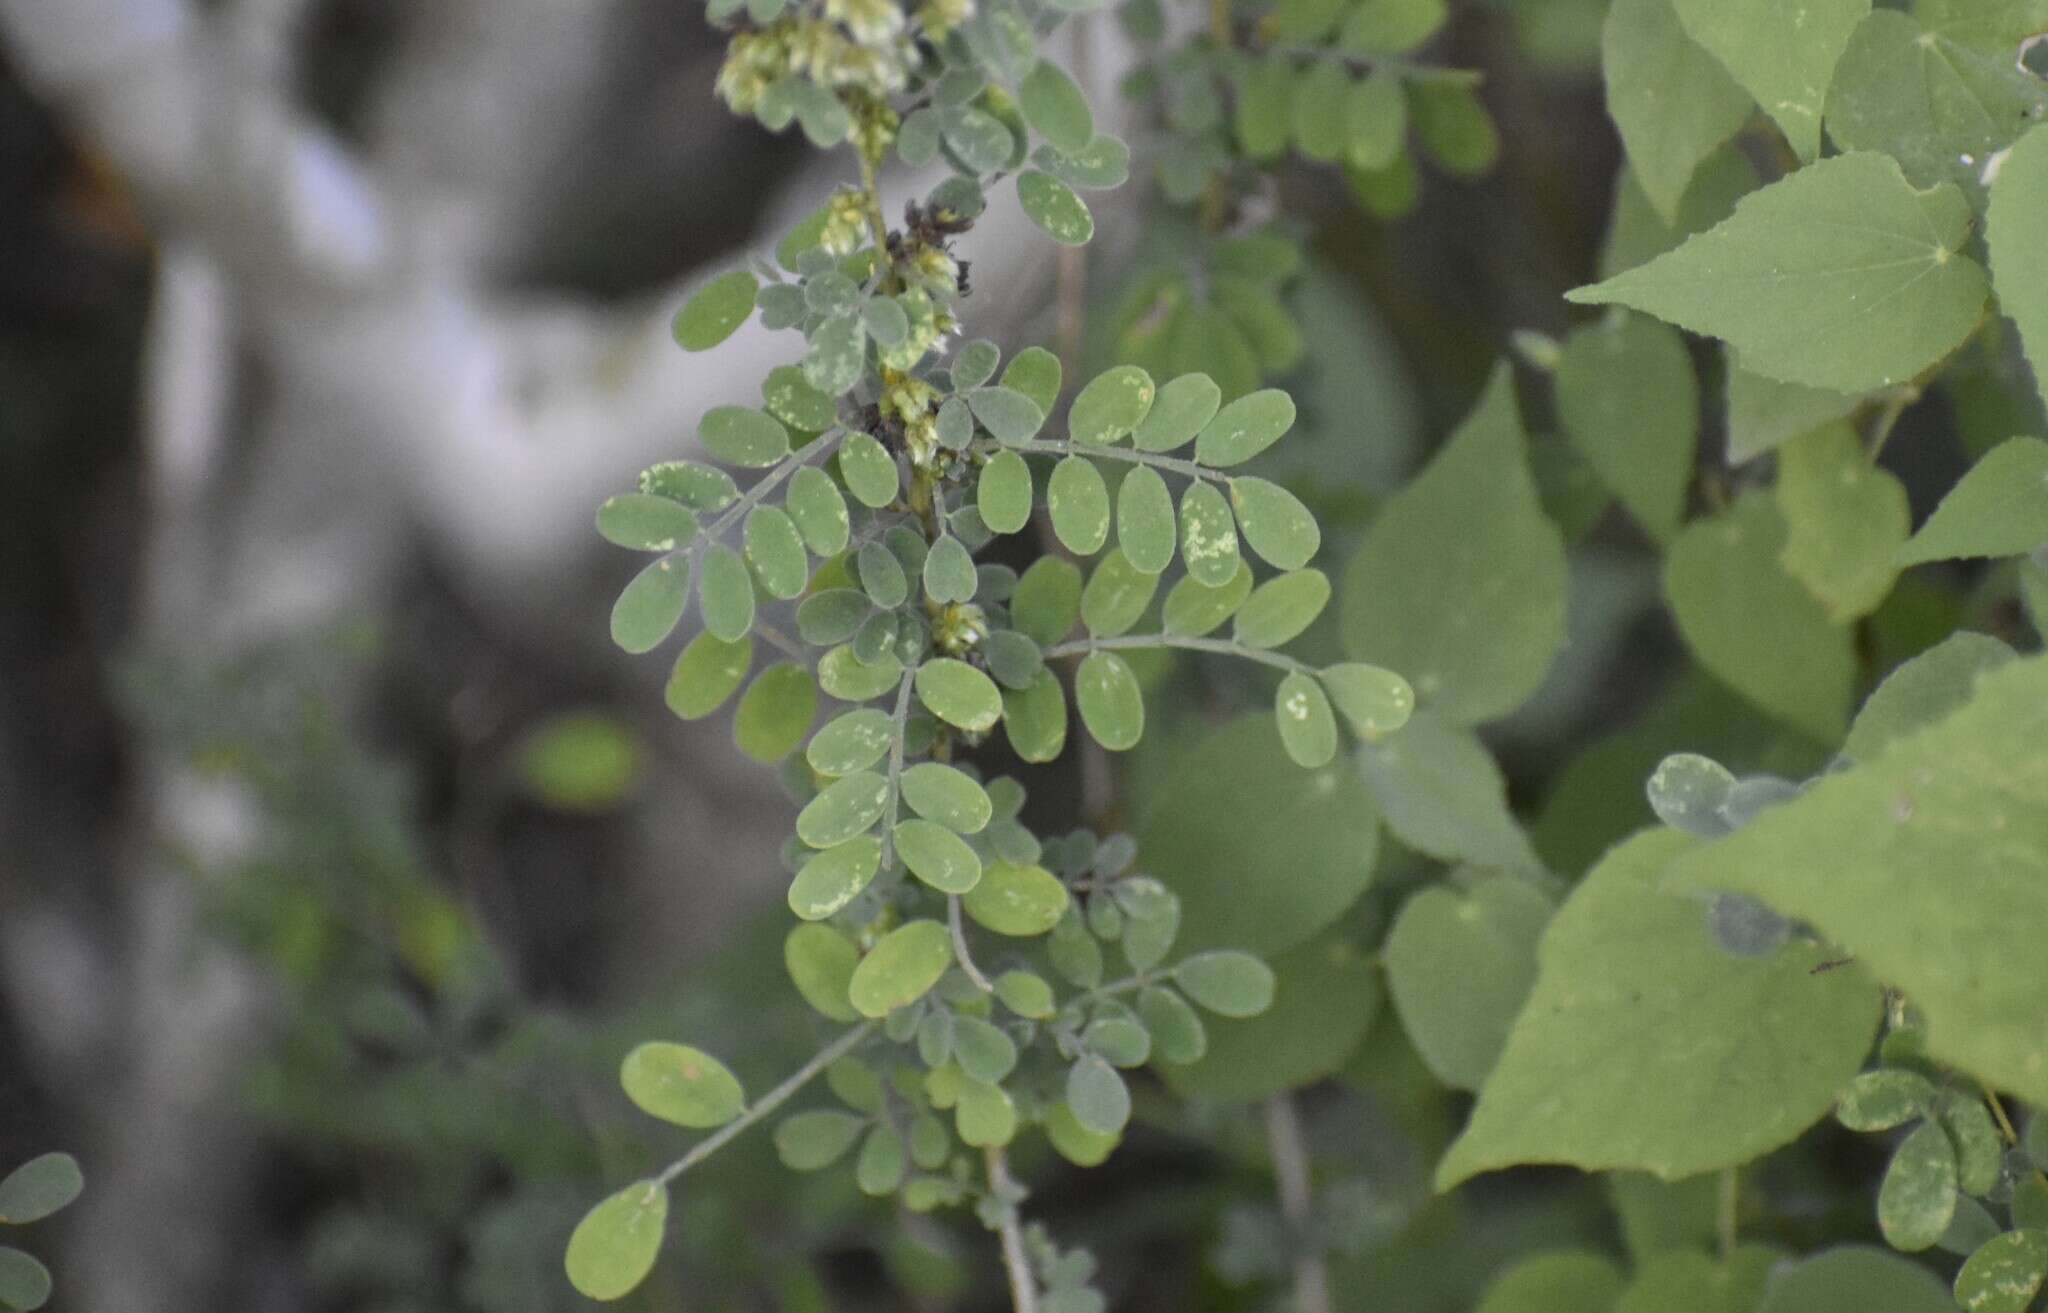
950, 894, 995, 991
985, 1145, 1041, 1313
1264, 1094, 1333, 1313
877, 668, 918, 871
656, 1021, 876, 1185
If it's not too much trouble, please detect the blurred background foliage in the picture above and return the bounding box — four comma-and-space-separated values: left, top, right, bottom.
3, 0, 2033, 1309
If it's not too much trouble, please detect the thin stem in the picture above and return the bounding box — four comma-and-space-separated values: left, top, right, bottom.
1005, 437, 1230, 485
1044, 632, 1311, 677
1864, 385, 1919, 464
856, 148, 893, 274
950, 895, 995, 992
655, 1020, 877, 1185
698, 429, 848, 545
752, 618, 805, 662
985, 1145, 1041, 1313
877, 669, 918, 870
1716, 1166, 1738, 1262
1264, 1095, 1333, 1313
1982, 1085, 2048, 1187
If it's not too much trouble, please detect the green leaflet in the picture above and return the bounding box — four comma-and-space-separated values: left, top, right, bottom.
1133, 373, 1222, 452
1663, 494, 1856, 743
1345, 71, 1407, 170
894, 818, 983, 893
916, 658, 1004, 732
1075, 650, 1144, 750
1436, 828, 1880, 1189
1774, 421, 1909, 620
1019, 59, 1093, 152
565, 1181, 668, 1302
611, 555, 690, 655
1274, 671, 1337, 767
733, 663, 816, 762
807, 708, 895, 775
784, 466, 849, 555
698, 543, 758, 642
1229, 476, 1321, 570
1232, 569, 1329, 648
1664, 653, 2048, 1106
1554, 312, 1697, 543
899, 762, 991, 833
774, 1110, 865, 1170
1357, 708, 1543, 874
1195, 389, 1296, 467
1825, 9, 2048, 203
1048, 456, 1111, 554
1080, 549, 1158, 638
1000, 346, 1063, 416
1407, 81, 1499, 177
666, 632, 752, 720
1569, 153, 1989, 394
597, 493, 698, 552
838, 430, 900, 507
1880, 1120, 1960, 1250
1670, 0, 1870, 160
847, 920, 953, 1017
1954, 1230, 2048, 1313
0, 1247, 51, 1312
977, 449, 1034, 534
795, 770, 890, 848
788, 837, 882, 920
1133, 714, 1380, 955
0, 1155, 81, 1225
1115, 466, 1177, 574
1602, 0, 1754, 223
743, 505, 808, 600
1179, 481, 1243, 587
700, 405, 791, 467
1070, 365, 1155, 445
962, 860, 1069, 936
1897, 436, 2048, 563
1383, 875, 1552, 1091
1339, 366, 1567, 725
673, 269, 757, 350
619, 1042, 745, 1129
785, 924, 860, 1020
1011, 557, 1083, 646
1339, 0, 1448, 55
1163, 560, 1254, 637
1017, 170, 1094, 245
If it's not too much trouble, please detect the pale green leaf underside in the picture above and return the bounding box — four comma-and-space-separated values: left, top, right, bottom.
1569, 152, 1989, 394
1671, 0, 1870, 161
1664, 652, 2048, 1106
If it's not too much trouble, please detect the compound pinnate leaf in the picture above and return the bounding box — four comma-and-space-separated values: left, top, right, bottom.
619, 1042, 746, 1128
1017, 170, 1094, 245
1897, 437, 2048, 564
963, 859, 1070, 936
611, 555, 690, 654
1664, 495, 1855, 742
0, 1155, 81, 1225
848, 919, 953, 1017
1666, 652, 2048, 1107
1568, 153, 1988, 394
1134, 373, 1222, 453
915, 658, 1004, 732
1339, 366, 1566, 725
565, 1180, 668, 1302
598, 493, 699, 552
1194, 389, 1296, 467
1075, 650, 1144, 750
789, 837, 883, 920
1384, 876, 1552, 1091
1436, 828, 1881, 1190
1954, 1230, 2048, 1313
1990, 125, 2048, 413
666, 632, 752, 720
1670, 0, 1869, 161
673, 269, 757, 350
1602, 0, 1754, 223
